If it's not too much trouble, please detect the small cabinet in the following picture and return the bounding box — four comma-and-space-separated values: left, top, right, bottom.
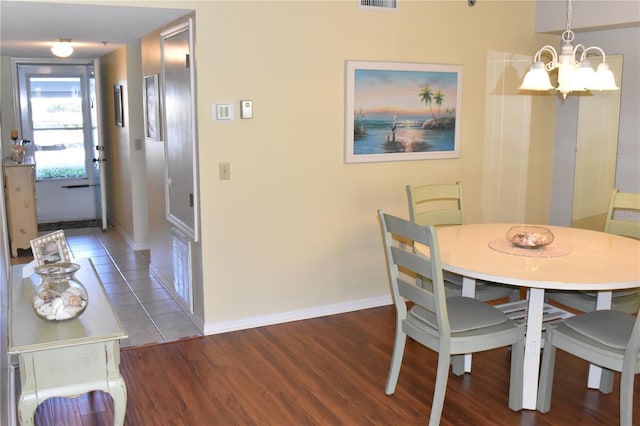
4, 157, 38, 257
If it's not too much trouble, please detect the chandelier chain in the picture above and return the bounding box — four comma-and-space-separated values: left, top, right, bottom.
563, 0, 575, 43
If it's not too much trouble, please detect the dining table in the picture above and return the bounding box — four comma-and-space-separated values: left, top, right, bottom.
432, 223, 640, 410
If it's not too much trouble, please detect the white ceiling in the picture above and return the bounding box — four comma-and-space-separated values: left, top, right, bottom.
0, 1, 191, 59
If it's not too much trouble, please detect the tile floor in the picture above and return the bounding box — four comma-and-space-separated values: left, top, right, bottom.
46, 227, 201, 348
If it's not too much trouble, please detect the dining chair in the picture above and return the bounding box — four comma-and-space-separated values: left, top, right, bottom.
547, 189, 640, 313
536, 306, 640, 425
378, 210, 525, 425
406, 182, 520, 302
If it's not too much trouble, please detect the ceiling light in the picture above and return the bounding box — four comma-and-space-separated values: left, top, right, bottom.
51, 39, 73, 58
519, 0, 619, 99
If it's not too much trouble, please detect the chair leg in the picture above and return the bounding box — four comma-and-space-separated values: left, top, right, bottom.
429, 351, 451, 426
450, 355, 465, 376
385, 328, 407, 395
620, 368, 635, 426
508, 339, 525, 411
536, 343, 557, 413
599, 368, 614, 394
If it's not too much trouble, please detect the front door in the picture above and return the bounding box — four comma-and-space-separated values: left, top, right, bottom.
16, 62, 103, 227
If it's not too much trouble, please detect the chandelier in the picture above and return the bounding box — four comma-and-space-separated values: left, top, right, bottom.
519, 0, 618, 99
51, 39, 74, 58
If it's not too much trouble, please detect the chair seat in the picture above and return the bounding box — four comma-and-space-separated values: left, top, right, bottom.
548, 289, 640, 314
411, 296, 507, 332
443, 270, 519, 302
565, 310, 635, 349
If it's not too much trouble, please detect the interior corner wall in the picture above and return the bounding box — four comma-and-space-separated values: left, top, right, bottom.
125, 43, 150, 250
99, 43, 150, 250
549, 26, 640, 226
0, 124, 12, 426
99, 48, 135, 243
0, 57, 19, 157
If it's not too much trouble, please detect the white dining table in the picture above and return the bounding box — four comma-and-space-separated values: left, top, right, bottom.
433, 223, 640, 410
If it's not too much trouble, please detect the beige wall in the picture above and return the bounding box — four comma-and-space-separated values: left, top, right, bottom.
99, 43, 150, 249
100, 48, 135, 243
1, 1, 558, 331
174, 1, 556, 328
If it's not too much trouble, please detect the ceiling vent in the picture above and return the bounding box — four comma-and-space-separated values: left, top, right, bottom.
359, 0, 398, 11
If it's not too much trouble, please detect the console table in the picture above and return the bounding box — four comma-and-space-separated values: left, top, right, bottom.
8, 258, 128, 425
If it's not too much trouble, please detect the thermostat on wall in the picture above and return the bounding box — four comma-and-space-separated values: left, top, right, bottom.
241, 100, 253, 119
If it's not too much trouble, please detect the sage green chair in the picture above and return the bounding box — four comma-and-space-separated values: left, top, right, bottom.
537, 306, 640, 425
406, 182, 520, 302
378, 210, 525, 425
547, 189, 640, 313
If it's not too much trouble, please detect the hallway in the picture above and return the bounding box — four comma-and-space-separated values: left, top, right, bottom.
12, 227, 201, 348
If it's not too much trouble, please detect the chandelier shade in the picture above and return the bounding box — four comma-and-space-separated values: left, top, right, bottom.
519, 0, 619, 99
51, 39, 73, 58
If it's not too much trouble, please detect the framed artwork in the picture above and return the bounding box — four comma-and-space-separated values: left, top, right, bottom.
30, 230, 71, 266
345, 60, 463, 163
114, 84, 124, 127
143, 74, 161, 140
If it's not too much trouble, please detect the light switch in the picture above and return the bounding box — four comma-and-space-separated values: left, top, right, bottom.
219, 162, 230, 180
241, 100, 253, 119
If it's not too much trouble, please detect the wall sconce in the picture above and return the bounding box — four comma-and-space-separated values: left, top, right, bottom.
51, 38, 74, 58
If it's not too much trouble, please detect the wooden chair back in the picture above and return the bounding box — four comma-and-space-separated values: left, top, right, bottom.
406, 182, 464, 227
604, 189, 640, 239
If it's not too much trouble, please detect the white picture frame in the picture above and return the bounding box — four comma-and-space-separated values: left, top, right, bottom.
144, 74, 161, 141
345, 60, 463, 163
30, 230, 71, 266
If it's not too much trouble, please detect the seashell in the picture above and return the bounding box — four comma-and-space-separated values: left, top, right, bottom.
50, 297, 64, 314
39, 303, 54, 316
68, 295, 82, 306
55, 310, 73, 320
39, 291, 55, 303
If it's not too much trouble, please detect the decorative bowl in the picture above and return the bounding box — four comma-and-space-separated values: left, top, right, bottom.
506, 226, 554, 249
33, 262, 88, 321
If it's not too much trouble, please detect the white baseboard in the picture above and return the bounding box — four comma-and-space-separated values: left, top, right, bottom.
113, 224, 150, 251
203, 294, 392, 335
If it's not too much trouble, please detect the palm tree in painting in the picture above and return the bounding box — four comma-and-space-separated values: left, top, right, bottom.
418, 84, 439, 125
434, 90, 444, 118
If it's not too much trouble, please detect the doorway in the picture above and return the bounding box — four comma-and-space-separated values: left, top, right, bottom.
15, 61, 104, 228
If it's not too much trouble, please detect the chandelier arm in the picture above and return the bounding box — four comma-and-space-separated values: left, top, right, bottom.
572, 44, 586, 60
579, 46, 607, 63
534, 46, 559, 70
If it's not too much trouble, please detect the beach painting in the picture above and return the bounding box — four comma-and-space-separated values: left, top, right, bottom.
345, 61, 462, 163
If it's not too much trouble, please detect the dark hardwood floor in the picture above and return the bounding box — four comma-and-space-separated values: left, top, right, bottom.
34, 305, 637, 425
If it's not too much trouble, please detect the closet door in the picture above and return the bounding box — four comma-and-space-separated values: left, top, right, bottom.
571, 55, 623, 231
162, 19, 199, 241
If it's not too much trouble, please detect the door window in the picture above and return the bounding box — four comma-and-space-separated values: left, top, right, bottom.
29, 77, 87, 180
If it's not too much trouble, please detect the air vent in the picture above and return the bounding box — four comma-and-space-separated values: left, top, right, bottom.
359, 0, 398, 11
